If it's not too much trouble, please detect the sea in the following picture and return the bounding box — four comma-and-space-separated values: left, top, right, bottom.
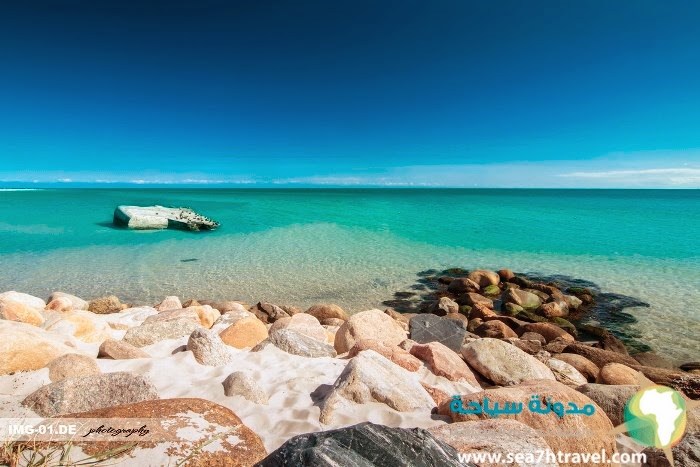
0, 188, 698, 363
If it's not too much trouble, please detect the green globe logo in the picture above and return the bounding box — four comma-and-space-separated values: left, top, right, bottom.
624, 385, 687, 448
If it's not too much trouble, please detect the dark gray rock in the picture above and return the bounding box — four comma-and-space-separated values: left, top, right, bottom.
255, 422, 470, 467
409, 314, 466, 352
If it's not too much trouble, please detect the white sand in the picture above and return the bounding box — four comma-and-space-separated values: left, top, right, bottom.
0, 310, 448, 453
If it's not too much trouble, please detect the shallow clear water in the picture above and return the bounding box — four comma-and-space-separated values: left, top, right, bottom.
0, 188, 698, 362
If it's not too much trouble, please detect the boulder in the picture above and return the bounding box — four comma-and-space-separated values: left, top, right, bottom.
461, 338, 556, 385
47, 292, 88, 311
563, 294, 583, 310
187, 328, 234, 366
0, 299, 45, 326
155, 295, 182, 312
547, 358, 588, 387
334, 309, 407, 354
630, 365, 700, 399
0, 291, 45, 310
123, 319, 202, 347
144, 305, 219, 329
498, 269, 515, 281
269, 313, 327, 343
257, 422, 462, 467
46, 353, 100, 382
210, 308, 256, 334
439, 380, 616, 466
410, 342, 481, 387
102, 306, 157, 329
641, 432, 699, 467
113, 205, 219, 230
250, 301, 290, 323
447, 277, 481, 294
88, 295, 125, 314
0, 320, 78, 375
45, 296, 74, 312
554, 353, 599, 382
596, 363, 639, 385
43, 310, 111, 343
481, 284, 501, 296
384, 308, 411, 331
98, 338, 150, 359
502, 288, 542, 311
632, 352, 678, 370
563, 343, 638, 368
409, 313, 466, 352
269, 329, 336, 358
467, 269, 500, 288
55, 398, 266, 466
429, 419, 558, 467
222, 371, 268, 404
474, 320, 518, 339
576, 384, 639, 426
429, 297, 459, 316
457, 292, 494, 309
306, 303, 348, 321
521, 332, 546, 344
219, 316, 269, 349
321, 317, 346, 327
22, 372, 159, 416
538, 301, 569, 318
348, 339, 422, 372
518, 322, 574, 343
504, 337, 543, 355
319, 350, 434, 424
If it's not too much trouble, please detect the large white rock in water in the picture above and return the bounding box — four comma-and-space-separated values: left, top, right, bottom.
319, 349, 435, 423
113, 205, 219, 230
461, 338, 556, 386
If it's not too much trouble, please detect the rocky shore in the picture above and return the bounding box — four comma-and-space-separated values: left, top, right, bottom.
0, 268, 698, 466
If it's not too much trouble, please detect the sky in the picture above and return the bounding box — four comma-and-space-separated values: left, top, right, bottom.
1, 1, 699, 188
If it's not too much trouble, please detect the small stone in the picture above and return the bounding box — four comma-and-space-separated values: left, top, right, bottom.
187, 328, 234, 366
88, 295, 124, 314
222, 371, 268, 404
474, 320, 517, 339
547, 358, 588, 387
45, 296, 75, 313
429, 297, 459, 316
251, 301, 290, 323
467, 269, 500, 288
447, 278, 481, 294
497, 269, 515, 281
47, 353, 100, 382
521, 331, 546, 344
98, 338, 150, 359
457, 292, 494, 309
554, 353, 599, 382
518, 322, 575, 343
538, 301, 569, 318
501, 288, 542, 310
155, 296, 182, 312
306, 303, 348, 321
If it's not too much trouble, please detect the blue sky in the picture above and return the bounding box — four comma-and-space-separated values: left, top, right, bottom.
1, 1, 699, 187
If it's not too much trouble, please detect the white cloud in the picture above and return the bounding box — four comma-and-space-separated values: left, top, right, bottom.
558, 167, 700, 186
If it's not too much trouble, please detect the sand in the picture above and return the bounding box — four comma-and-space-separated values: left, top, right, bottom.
0, 309, 448, 454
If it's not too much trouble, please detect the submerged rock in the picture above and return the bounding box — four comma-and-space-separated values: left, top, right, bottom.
257, 422, 464, 467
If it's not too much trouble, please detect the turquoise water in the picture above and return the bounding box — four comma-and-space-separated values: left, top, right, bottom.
0, 188, 698, 361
